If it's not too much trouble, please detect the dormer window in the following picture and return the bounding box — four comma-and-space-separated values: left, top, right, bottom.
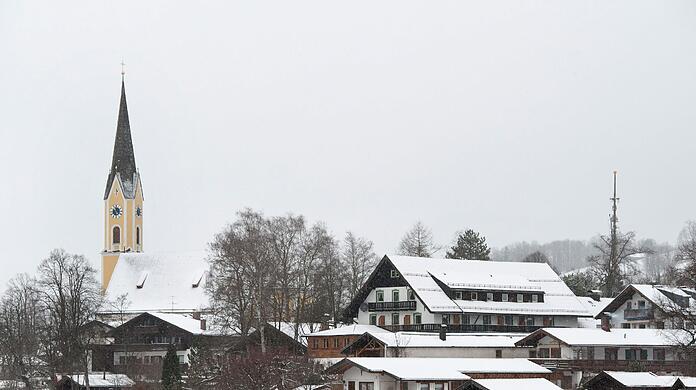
471, 292, 478, 300
517, 294, 523, 302
455, 291, 463, 300
502, 293, 508, 302
532, 294, 539, 303
487, 292, 494, 301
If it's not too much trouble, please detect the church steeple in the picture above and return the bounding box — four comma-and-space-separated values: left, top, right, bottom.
104, 79, 138, 199
102, 75, 145, 292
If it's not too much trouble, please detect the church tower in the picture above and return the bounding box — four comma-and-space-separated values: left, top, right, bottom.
102, 76, 144, 291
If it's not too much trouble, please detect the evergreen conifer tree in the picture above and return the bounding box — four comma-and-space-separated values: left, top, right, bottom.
446, 229, 491, 260
161, 344, 182, 390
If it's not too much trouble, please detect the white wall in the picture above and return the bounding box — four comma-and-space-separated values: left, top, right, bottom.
609, 291, 666, 329
357, 286, 433, 325
385, 346, 529, 358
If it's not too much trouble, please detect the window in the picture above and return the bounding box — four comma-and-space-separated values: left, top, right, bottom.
312, 338, 319, 349
538, 348, 550, 358
136, 226, 141, 245
550, 348, 561, 358
432, 385, 444, 390
408, 288, 416, 300
495, 349, 502, 358
640, 349, 648, 360
376, 290, 384, 302
639, 324, 646, 329
517, 294, 523, 302
401, 384, 408, 390
178, 355, 185, 364
118, 356, 126, 365
626, 301, 632, 309
543, 316, 554, 326
419, 384, 429, 390
471, 292, 478, 300
442, 314, 450, 324
322, 338, 329, 349
455, 291, 463, 300
462, 315, 470, 325
621, 323, 631, 329
414, 313, 422, 325
345, 337, 350, 346
393, 290, 400, 302
369, 314, 377, 325
483, 315, 491, 325
532, 294, 539, 303
656, 321, 665, 329
487, 292, 494, 301
112, 226, 121, 244
392, 313, 400, 325
359, 383, 375, 390
654, 349, 666, 361
526, 316, 535, 326
333, 338, 340, 348
638, 300, 646, 308
529, 350, 537, 358
504, 315, 513, 325
605, 348, 618, 361
502, 293, 508, 302
390, 269, 400, 278
625, 349, 636, 361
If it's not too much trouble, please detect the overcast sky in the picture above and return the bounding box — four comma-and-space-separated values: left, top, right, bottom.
1, 1, 695, 288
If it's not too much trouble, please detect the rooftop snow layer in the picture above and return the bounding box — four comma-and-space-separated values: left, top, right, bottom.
522, 328, 685, 347
387, 255, 590, 316
474, 378, 562, 390
367, 332, 525, 348
306, 324, 390, 337
104, 251, 209, 313
603, 371, 679, 387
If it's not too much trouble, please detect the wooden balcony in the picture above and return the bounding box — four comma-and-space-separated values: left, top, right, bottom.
624, 308, 654, 320
379, 323, 543, 333
368, 301, 417, 311
530, 358, 695, 375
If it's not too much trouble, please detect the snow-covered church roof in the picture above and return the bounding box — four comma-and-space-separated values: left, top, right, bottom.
103, 251, 209, 313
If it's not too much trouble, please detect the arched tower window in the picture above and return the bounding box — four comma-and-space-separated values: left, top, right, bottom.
112, 226, 121, 245
136, 227, 141, 246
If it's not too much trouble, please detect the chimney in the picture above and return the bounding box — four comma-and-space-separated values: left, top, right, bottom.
439, 324, 447, 341
600, 313, 611, 332
200, 319, 207, 331
589, 290, 602, 302
192, 311, 201, 320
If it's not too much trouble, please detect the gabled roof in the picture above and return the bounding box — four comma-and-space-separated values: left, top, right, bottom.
306, 324, 390, 337
268, 322, 323, 347
102, 251, 209, 313
592, 371, 680, 388
345, 331, 524, 351
329, 358, 548, 380
105, 80, 139, 200
110, 312, 209, 336
595, 284, 696, 319
347, 255, 590, 316
472, 378, 562, 390
515, 328, 684, 347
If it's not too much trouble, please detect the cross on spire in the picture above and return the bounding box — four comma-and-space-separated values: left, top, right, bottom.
121, 60, 126, 80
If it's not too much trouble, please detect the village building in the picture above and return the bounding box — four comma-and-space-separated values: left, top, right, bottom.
102, 312, 231, 382
328, 357, 553, 390
340, 331, 529, 359
55, 373, 135, 390
584, 371, 696, 390
344, 255, 592, 333
305, 325, 392, 362
515, 328, 695, 389
595, 284, 696, 330
229, 322, 323, 355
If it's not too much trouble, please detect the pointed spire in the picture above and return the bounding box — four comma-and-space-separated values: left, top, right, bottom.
104, 78, 138, 199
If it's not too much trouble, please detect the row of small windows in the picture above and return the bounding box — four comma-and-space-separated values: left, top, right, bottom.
354, 382, 443, 390
369, 313, 423, 326
311, 336, 353, 350
452, 290, 543, 303
375, 289, 416, 302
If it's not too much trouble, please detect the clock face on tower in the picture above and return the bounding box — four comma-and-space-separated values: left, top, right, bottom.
110, 204, 123, 218
136, 206, 142, 217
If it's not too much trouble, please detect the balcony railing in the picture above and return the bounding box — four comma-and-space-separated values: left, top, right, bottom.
530, 358, 693, 373
379, 323, 544, 333
368, 301, 417, 312
624, 308, 654, 320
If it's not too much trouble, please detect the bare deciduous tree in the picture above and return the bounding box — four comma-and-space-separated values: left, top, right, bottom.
0, 274, 46, 390
588, 232, 646, 297
342, 232, 376, 302
398, 221, 439, 257
37, 249, 102, 389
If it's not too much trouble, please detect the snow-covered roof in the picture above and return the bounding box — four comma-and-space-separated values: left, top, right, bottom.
339, 357, 471, 381
596, 284, 696, 318
474, 378, 562, 390
103, 251, 209, 313
577, 297, 614, 317
269, 322, 323, 346
516, 328, 683, 347
57, 373, 135, 387
386, 255, 590, 316
332, 358, 549, 380
306, 324, 389, 337
363, 332, 525, 348
602, 371, 678, 387
148, 312, 207, 335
